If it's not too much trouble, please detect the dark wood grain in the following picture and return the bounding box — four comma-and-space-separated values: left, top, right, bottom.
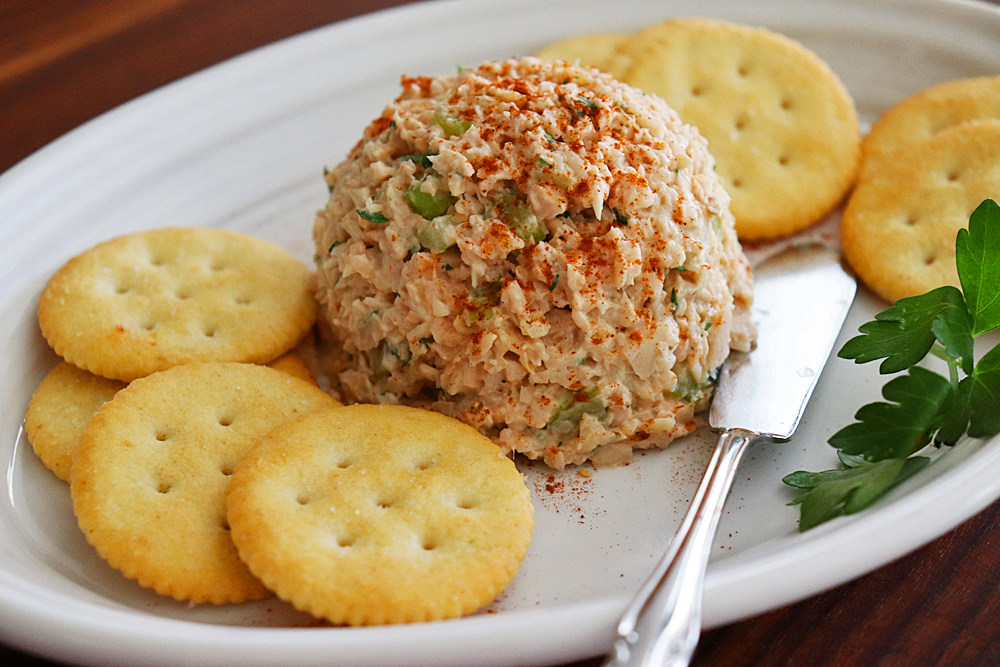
2, 1, 1000, 666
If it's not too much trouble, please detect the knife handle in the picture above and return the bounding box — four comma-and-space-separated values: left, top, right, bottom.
603, 428, 756, 667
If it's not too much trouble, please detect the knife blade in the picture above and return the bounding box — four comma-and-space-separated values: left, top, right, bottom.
604, 244, 857, 667
710, 245, 859, 437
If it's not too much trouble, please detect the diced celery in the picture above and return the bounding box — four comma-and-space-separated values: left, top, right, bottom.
488, 189, 548, 243
405, 183, 456, 219
510, 207, 547, 243
669, 369, 704, 403
433, 107, 472, 137
417, 216, 456, 252
546, 386, 605, 434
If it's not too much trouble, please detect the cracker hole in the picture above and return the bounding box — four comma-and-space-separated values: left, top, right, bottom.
155, 430, 169, 442
221, 463, 235, 476
337, 535, 356, 548
924, 253, 938, 265
234, 294, 252, 306
780, 98, 794, 110
296, 494, 310, 505
946, 170, 960, 182
209, 260, 226, 272
737, 64, 750, 76
421, 536, 438, 551
691, 85, 704, 97
904, 215, 919, 227
114, 284, 131, 295
175, 288, 192, 300
156, 482, 172, 494
778, 155, 789, 166
218, 415, 234, 427
149, 255, 167, 267
203, 326, 218, 338
141, 321, 156, 332
375, 497, 394, 509
731, 177, 744, 188
734, 118, 747, 131
334, 458, 354, 469
456, 498, 476, 510
221, 519, 230, 531
414, 460, 434, 471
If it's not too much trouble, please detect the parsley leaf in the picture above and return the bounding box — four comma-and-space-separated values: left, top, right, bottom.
783, 198, 1000, 530
957, 198, 1000, 336
828, 366, 952, 460
837, 286, 972, 374
784, 456, 929, 530
356, 209, 388, 224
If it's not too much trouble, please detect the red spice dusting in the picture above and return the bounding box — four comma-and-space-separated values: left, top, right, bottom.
400, 75, 435, 97
545, 474, 562, 495
365, 115, 392, 138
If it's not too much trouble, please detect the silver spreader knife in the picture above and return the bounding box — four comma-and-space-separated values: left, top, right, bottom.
603, 245, 858, 667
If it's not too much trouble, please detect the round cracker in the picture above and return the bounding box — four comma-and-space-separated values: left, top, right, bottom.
860, 76, 1000, 181
71, 362, 340, 604
25, 361, 125, 482
38, 227, 317, 382
533, 32, 630, 77
842, 119, 1000, 303
227, 404, 534, 625
265, 351, 318, 386
24, 353, 319, 483
618, 17, 860, 240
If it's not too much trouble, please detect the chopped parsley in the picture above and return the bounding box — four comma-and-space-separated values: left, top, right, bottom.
356, 209, 388, 224
400, 152, 437, 168
783, 199, 1000, 530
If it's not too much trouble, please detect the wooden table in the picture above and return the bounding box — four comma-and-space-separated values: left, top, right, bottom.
3, 1, 999, 666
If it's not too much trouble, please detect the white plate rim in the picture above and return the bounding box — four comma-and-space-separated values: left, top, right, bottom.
2, 0, 1000, 665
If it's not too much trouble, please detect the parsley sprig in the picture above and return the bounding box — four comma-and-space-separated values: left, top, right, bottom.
783, 198, 1000, 530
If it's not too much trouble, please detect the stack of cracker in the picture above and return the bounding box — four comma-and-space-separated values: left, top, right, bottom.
841, 76, 1000, 303
536, 17, 862, 242
27, 226, 533, 623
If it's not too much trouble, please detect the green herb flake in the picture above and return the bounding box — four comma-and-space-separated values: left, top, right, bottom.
548, 274, 560, 291
400, 152, 437, 169
356, 209, 389, 224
